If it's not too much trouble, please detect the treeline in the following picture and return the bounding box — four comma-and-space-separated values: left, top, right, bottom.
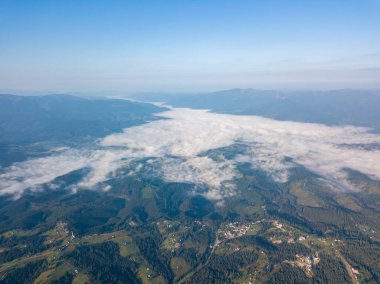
68, 242, 140, 284
342, 240, 380, 282
135, 236, 174, 283
50, 272, 74, 284
269, 243, 312, 263
268, 254, 351, 283
313, 253, 351, 283
187, 250, 259, 283
0, 234, 53, 264
0, 259, 47, 284
268, 264, 309, 284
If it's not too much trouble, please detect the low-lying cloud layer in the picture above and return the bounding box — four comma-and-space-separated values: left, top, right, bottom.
1, 107, 380, 200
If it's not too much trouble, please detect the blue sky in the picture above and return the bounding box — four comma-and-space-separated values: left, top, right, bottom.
1, 0, 380, 93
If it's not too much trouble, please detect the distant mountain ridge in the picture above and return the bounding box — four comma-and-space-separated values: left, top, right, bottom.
0, 94, 166, 166
0, 93, 165, 143
131, 88, 380, 132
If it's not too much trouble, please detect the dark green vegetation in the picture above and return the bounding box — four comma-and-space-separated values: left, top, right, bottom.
1, 161, 379, 283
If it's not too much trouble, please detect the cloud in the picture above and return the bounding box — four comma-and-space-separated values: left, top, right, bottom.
1, 107, 380, 200
0, 149, 90, 198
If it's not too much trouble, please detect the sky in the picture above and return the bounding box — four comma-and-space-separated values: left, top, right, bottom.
1, 0, 380, 93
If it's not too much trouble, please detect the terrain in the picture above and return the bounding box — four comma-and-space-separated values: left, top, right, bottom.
0, 90, 380, 284
132, 89, 380, 132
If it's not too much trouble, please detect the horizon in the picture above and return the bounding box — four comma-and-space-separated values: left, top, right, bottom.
2, 87, 380, 98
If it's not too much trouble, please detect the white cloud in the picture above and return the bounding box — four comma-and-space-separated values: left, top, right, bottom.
1, 107, 380, 200
0, 149, 90, 198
